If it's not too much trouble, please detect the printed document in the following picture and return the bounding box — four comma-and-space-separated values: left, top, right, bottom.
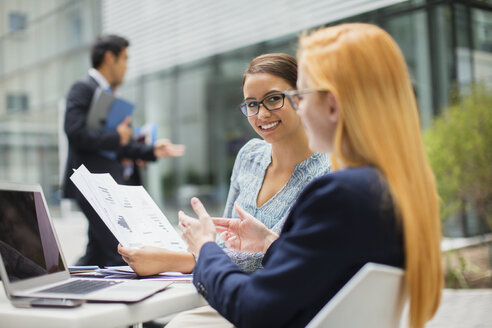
70, 165, 187, 252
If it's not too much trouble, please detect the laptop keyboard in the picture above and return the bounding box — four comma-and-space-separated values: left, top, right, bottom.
36, 279, 122, 295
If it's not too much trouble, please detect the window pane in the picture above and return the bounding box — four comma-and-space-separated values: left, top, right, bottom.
472, 8, 492, 86
383, 10, 433, 128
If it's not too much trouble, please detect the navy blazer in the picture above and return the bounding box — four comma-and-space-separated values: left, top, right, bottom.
193, 166, 404, 328
62, 76, 156, 198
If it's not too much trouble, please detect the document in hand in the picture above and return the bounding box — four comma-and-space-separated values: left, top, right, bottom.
135, 123, 158, 145
86, 87, 134, 131
69, 164, 188, 252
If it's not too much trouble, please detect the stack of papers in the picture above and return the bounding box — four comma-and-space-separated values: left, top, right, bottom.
100, 266, 192, 281
69, 265, 192, 281
96, 267, 137, 279
70, 165, 188, 252
68, 265, 100, 274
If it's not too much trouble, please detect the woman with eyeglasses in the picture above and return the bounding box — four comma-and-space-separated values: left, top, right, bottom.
118, 53, 329, 276
176, 23, 442, 328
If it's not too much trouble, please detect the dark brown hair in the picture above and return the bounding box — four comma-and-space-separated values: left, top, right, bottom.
242, 53, 297, 89
91, 34, 129, 68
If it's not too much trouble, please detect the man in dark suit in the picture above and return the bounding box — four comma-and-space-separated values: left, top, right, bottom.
62, 35, 185, 266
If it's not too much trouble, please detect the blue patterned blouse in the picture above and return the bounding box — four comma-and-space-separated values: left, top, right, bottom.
218, 138, 331, 272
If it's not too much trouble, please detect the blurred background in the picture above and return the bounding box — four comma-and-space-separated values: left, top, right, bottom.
0, 0, 491, 287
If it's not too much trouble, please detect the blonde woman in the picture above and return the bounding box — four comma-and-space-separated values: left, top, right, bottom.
178, 23, 442, 328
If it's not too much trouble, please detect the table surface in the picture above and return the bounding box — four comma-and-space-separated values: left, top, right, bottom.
0, 281, 207, 328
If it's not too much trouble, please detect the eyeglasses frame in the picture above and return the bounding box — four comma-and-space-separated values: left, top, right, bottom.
237, 92, 286, 117
284, 88, 322, 111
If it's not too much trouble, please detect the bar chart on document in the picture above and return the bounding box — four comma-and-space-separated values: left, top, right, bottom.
70, 164, 188, 252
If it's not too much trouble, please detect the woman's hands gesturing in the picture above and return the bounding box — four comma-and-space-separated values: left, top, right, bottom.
214, 202, 279, 253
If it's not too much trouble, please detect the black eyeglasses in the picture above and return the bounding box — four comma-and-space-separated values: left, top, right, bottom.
238, 93, 286, 117
284, 89, 319, 111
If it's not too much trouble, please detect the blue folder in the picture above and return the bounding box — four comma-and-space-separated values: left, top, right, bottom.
103, 97, 135, 131
87, 88, 135, 131
99, 96, 135, 159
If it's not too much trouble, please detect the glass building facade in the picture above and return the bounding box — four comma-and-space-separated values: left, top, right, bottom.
1, 0, 491, 223
0, 0, 101, 205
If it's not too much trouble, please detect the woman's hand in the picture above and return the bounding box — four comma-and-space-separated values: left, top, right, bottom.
213, 202, 279, 253
118, 244, 169, 276
117, 244, 195, 275
178, 197, 217, 257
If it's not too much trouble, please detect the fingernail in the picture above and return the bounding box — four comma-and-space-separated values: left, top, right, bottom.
191, 197, 198, 205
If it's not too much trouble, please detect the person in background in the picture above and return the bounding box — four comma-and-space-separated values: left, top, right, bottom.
176, 23, 443, 328
62, 34, 185, 267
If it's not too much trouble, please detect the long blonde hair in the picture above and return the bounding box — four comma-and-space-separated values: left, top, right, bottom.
298, 23, 442, 328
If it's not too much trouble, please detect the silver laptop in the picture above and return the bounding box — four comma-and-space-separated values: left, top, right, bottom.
0, 182, 172, 303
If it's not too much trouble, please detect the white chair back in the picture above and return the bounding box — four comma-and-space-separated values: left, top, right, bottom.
306, 263, 407, 328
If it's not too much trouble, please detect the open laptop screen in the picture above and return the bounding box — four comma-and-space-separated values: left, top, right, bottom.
0, 190, 65, 282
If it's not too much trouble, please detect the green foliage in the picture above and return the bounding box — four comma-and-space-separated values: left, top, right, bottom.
424, 83, 492, 228
444, 250, 483, 289
444, 251, 469, 288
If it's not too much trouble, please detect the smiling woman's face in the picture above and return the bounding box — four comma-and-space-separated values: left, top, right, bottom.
243, 73, 301, 144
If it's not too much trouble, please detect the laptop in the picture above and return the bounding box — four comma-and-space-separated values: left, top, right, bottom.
0, 182, 173, 303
